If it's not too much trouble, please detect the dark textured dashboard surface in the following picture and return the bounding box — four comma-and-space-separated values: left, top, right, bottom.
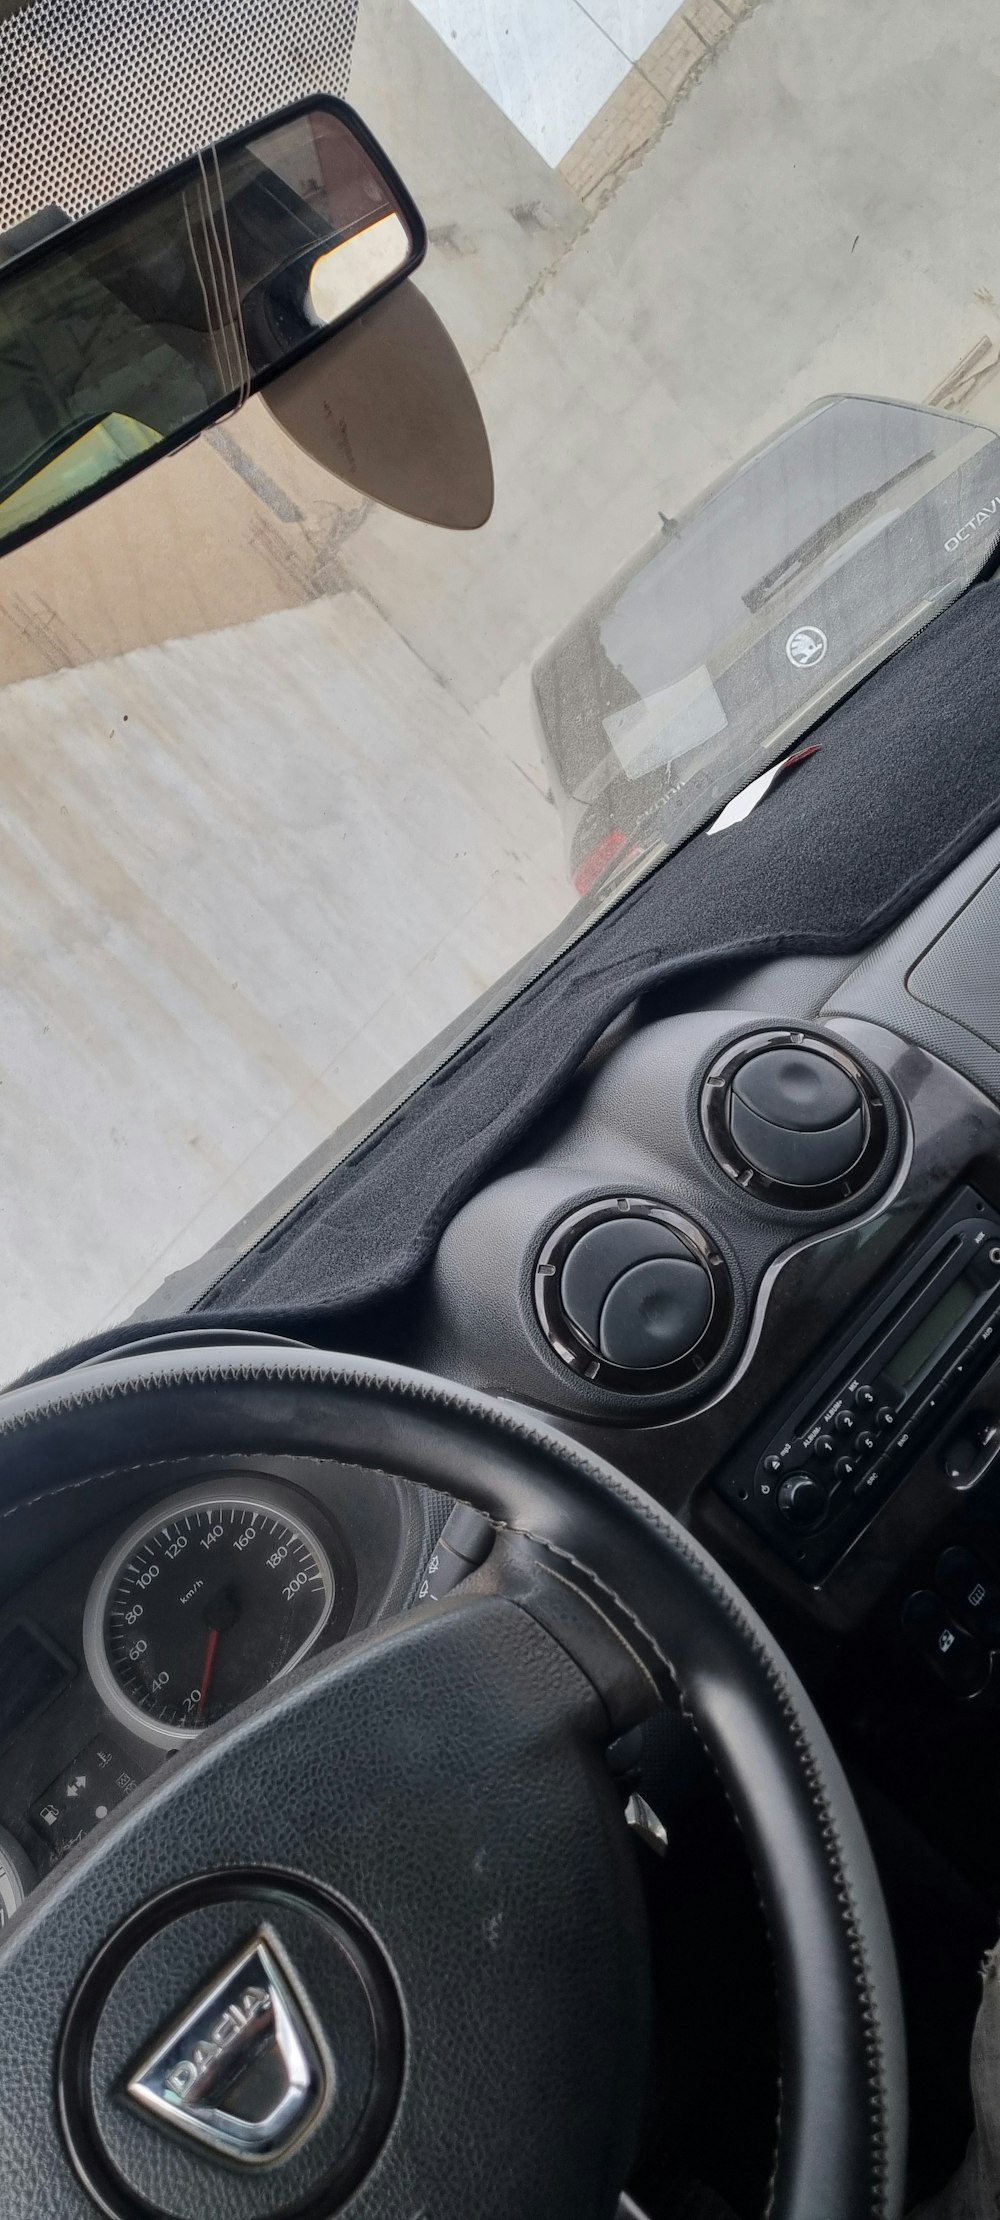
907, 864, 1000, 1048
827, 821, 1000, 1088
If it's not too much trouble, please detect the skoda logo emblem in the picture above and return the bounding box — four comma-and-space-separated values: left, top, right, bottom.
785, 624, 828, 670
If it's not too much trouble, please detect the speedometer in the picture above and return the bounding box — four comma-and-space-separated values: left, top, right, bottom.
0, 1828, 31, 1926
83, 1488, 335, 1748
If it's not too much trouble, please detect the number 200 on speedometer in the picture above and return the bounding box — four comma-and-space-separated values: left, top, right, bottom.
83, 1488, 336, 1747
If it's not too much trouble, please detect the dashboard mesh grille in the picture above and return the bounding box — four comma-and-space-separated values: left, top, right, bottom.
0, 0, 359, 234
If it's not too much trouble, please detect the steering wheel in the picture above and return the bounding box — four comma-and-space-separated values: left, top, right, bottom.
0, 1343, 905, 2220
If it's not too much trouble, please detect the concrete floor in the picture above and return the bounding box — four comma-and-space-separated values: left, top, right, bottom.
3, 0, 1000, 1373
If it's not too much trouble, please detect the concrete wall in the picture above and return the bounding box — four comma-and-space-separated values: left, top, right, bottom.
406, 1, 692, 165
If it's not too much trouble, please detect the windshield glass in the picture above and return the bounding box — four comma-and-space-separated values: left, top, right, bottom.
1, 2, 999, 1371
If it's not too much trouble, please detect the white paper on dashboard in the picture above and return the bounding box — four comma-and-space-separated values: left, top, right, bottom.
705, 760, 785, 834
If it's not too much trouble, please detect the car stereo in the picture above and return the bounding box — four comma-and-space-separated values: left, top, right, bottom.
717, 1184, 1000, 1577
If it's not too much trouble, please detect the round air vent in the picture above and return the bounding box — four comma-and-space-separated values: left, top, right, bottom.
700, 1031, 889, 1207
534, 1198, 733, 1393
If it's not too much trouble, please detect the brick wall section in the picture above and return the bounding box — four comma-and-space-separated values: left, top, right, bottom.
641, 17, 707, 103
559, 64, 669, 203
560, 0, 753, 209
684, 0, 739, 45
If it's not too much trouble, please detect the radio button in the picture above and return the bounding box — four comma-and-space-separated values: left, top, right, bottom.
855, 1430, 877, 1459
834, 1409, 857, 1436
854, 1384, 876, 1410
877, 1407, 896, 1430
834, 1455, 857, 1483
812, 1434, 835, 1462
777, 1474, 828, 1528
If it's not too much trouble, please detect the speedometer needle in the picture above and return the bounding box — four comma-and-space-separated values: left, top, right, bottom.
195, 1626, 220, 1726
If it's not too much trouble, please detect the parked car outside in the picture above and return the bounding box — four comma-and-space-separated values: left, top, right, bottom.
532, 394, 1000, 895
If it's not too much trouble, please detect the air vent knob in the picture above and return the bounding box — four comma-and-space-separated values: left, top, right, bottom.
700, 1030, 890, 1208
534, 1198, 733, 1393
729, 1048, 863, 1185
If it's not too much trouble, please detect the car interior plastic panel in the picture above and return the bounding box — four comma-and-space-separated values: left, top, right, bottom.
824, 820, 1000, 1094
376, 821, 1000, 1651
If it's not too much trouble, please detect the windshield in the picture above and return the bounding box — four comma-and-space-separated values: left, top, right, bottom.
2, 3, 999, 1371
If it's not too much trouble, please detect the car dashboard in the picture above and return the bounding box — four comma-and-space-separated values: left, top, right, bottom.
7, 823, 1000, 1938
397, 816, 1000, 1906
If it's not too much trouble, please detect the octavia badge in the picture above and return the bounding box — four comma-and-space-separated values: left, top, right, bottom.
127, 1929, 328, 2165
785, 624, 828, 670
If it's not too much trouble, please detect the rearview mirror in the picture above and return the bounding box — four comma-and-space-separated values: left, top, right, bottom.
0, 97, 425, 556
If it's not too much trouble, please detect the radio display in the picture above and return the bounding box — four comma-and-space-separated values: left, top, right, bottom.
883, 1271, 981, 1393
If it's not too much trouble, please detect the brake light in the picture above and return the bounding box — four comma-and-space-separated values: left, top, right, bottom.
573, 830, 630, 897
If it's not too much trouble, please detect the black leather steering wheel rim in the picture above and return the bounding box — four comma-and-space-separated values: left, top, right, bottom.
0, 1342, 906, 2220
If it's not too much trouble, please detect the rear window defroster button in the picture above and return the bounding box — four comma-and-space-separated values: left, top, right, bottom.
934, 1546, 1000, 1645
